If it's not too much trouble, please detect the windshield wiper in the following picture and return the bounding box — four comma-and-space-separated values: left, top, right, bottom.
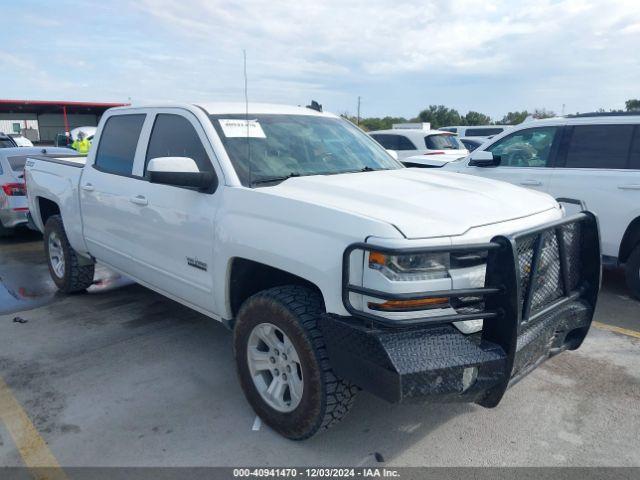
337, 166, 381, 175
251, 172, 301, 186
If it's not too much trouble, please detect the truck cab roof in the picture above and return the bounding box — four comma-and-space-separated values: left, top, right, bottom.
110, 102, 336, 117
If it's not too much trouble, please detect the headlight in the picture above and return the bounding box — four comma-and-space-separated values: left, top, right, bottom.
369, 251, 450, 281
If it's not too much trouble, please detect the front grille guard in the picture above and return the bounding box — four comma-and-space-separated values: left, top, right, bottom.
342, 211, 601, 333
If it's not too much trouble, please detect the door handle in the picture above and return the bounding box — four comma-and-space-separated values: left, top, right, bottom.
520, 180, 542, 186
618, 184, 640, 190
81, 183, 94, 192
129, 195, 148, 206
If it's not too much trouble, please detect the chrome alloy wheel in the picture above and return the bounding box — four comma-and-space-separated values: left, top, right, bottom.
48, 231, 65, 279
246, 322, 304, 413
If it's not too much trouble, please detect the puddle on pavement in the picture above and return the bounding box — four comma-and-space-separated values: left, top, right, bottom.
0, 267, 134, 315
0, 234, 134, 315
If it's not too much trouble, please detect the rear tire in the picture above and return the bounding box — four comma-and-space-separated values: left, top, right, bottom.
44, 215, 95, 293
0, 221, 14, 238
233, 285, 357, 440
624, 244, 640, 300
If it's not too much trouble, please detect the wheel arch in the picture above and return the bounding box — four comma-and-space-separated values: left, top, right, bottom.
228, 257, 325, 318
36, 197, 61, 228
619, 216, 640, 263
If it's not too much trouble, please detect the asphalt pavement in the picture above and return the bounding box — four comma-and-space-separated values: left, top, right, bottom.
0, 231, 638, 468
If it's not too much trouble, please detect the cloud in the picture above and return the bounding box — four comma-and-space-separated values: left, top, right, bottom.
136, 0, 640, 76
1, 0, 640, 117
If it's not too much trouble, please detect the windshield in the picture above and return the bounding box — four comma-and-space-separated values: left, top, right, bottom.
425, 134, 463, 150
0, 139, 15, 148
210, 114, 402, 186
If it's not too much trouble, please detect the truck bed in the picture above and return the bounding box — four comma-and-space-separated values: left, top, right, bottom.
27, 154, 87, 168
24, 153, 87, 253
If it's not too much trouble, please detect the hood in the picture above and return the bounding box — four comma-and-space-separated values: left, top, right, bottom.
403, 153, 467, 167
263, 169, 558, 239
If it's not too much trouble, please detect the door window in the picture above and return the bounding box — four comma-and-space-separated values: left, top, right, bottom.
486, 127, 558, 167
94, 114, 146, 176
145, 114, 213, 173
564, 124, 634, 169
630, 127, 640, 170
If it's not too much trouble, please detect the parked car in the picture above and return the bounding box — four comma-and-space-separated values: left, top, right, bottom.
442, 113, 640, 298
25, 102, 600, 439
0, 147, 78, 236
459, 137, 485, 152
369, 124, 468, 166
0, 132, 18, 148
8, 134, 34, 147
439, 125, 511, 138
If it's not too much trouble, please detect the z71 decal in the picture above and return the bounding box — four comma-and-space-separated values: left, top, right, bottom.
186, 257, 208, 271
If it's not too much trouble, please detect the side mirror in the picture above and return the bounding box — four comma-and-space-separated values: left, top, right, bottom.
147, 157, 216, 190
386, 149, 399, 160
468, 150, 500, 167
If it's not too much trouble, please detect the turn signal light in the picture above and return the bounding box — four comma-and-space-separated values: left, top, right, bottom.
424, 151, 445, 155
368, 297, 449, 312
1, 183, 26, 196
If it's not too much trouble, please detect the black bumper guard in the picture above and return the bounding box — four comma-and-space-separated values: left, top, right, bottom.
321, 211, 601, 406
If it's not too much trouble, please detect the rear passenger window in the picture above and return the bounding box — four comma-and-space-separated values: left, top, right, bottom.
397, 135, 416, 150
370, 134, 396, 149
370, 134, 415, 150
95, 114, 145, 176
564, 125, 634, 169
145, 114, 213, 173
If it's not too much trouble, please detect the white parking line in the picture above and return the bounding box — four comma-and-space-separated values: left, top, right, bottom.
252, 416, 262, 431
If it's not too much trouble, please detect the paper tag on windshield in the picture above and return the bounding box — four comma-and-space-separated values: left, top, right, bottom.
218, 119, 266, 138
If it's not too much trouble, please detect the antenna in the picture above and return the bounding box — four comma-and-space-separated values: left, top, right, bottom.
243, 49, 252, 185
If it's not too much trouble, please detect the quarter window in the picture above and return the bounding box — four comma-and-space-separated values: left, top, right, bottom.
145, 114, 213, 173
564, 125, 634, 169
94, 114, 145, 176
486, 127, 558, 167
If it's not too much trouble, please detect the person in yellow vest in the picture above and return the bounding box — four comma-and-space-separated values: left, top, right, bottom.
71, 131, 91, 154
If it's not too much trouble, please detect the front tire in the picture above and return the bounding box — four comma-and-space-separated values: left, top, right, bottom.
624, 244, 640, 300
44, 215, 95, 293
233, 285, 357, 440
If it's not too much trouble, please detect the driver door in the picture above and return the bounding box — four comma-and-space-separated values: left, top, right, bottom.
461, 126, 561, 193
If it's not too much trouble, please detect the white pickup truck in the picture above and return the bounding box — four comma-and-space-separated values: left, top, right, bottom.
24, 103, 601, 440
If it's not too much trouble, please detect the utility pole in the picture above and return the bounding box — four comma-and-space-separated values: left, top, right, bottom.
357, 96, 361, 126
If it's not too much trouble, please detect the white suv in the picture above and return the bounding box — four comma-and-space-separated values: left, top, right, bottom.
369, 125, 468, 167
443, 113, 640, 298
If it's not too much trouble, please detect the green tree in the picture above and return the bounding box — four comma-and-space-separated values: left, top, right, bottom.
626, 99, 640, 111
499, 111, 529, 125
464, 111, 492, 125
357, 116, 408, 131
532, 108, 556, 119
416, 105, 463, 129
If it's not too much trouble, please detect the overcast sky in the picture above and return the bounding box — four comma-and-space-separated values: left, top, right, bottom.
2, 0, 639, 119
